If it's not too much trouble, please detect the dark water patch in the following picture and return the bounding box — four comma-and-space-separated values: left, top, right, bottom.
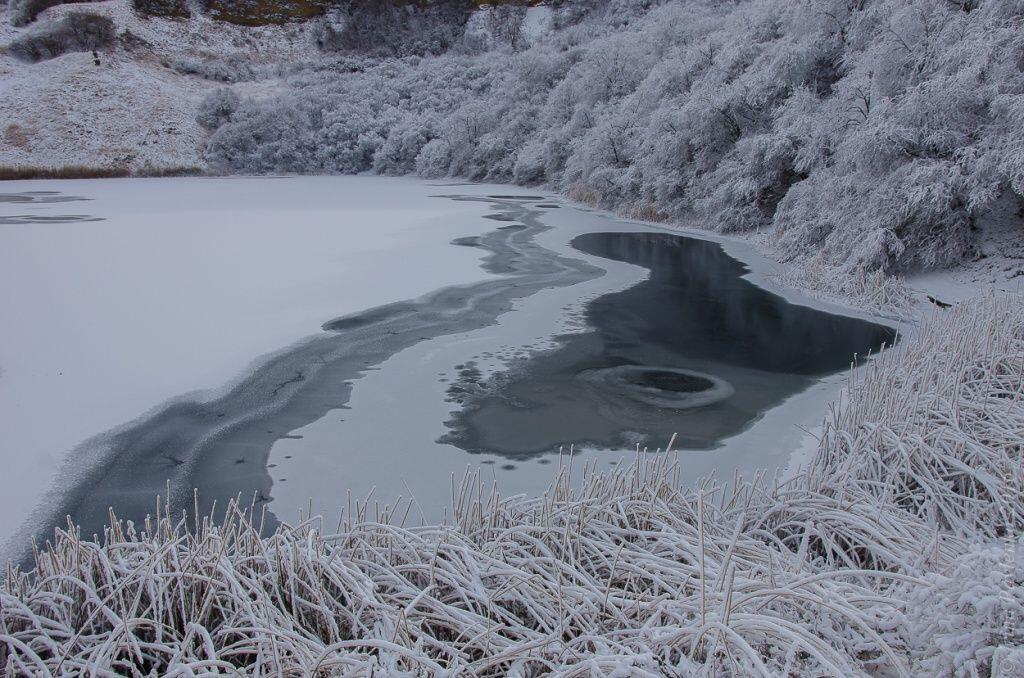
483, 213, 517, 222
446, 361, 485, 404
487, 195, 545, 200
537, 204, 561, 209
441, 231, 897, 457
578, 366, 734, 410
452, 236, 483, 247
632, 369, 712, 392
15, 194, 603, 559
1, 214, 104, 225
0, 191, 91, 204
323, 302, 417, 331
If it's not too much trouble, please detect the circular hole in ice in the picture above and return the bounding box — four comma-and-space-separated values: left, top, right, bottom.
577, 366, 734, 410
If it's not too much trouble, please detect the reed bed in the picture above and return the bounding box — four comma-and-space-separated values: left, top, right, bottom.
769, 259, 914, 313
2, 296, 1022, 676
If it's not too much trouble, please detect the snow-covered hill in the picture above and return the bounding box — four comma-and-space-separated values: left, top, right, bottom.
0, 0, 311, 173
2, 0, 1022, 287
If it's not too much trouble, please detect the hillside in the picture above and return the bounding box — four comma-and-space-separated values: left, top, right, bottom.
0, 0, 315, 174
1, 0, 1022, 288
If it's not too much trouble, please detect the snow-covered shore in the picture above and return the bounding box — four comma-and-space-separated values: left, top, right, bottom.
2, 296, 1022, 675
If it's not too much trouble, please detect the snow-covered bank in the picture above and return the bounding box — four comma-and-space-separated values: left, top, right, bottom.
0, 175, 505, 555
0, 47, 211, 173
2, 296, 1021, 675
5, 0, 1021, 283
3, 0, 1020, 302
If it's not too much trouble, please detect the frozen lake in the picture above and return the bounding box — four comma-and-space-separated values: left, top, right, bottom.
0, 176, 895, 554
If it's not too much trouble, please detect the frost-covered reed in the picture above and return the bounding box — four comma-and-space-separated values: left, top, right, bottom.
2, 296, 1022, 676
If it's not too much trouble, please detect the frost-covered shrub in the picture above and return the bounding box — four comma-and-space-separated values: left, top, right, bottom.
204, 54, 499, 174
414, 138, 450, 177
196, 88, 240, 131
7, 0, 87, 26
8, 11, 114, 62
373, 114, 439, 175
693, 133, 803, 232
903, 540, 1024, 676
130, 0, 190, 19
487, 1, 529, 51
202, 0, 1024, 274
318, 0, 474, 56
174, 56, 256, 83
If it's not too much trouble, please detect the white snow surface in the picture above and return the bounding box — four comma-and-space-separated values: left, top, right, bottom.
0, 48, 212, 172
0, 175, 503, 551
0, 0, 310, 173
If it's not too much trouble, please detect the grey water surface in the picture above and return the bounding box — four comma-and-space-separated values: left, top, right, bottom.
442, 231, 897, 455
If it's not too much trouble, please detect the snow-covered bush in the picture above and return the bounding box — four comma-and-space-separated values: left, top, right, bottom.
903, 541, 1024, 676
7, 10, 114, 62
372, 113, 439, 175
204, 54, 499, 174
318, 0, 474, 56
130, 0, 190, 19
195, 87, 240, 130
174, 55, 257, 82
201, 0, 1023, 275
8, 0, 85, 26
485, 0, 529, 51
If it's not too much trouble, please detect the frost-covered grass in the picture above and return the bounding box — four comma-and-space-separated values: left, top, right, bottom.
0, 165, 206, 180
769, 257, 915, 314
2, 295, 1022, 675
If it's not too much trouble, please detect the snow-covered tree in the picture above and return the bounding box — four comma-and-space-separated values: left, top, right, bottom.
201, 0, 1024, 274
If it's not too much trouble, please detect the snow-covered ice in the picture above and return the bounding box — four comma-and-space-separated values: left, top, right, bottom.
264, 202, 899, 524
0, 175, 504, 552
0, 175, 900, 557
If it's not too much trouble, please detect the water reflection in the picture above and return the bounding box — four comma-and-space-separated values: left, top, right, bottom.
443, 231, 897, 456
